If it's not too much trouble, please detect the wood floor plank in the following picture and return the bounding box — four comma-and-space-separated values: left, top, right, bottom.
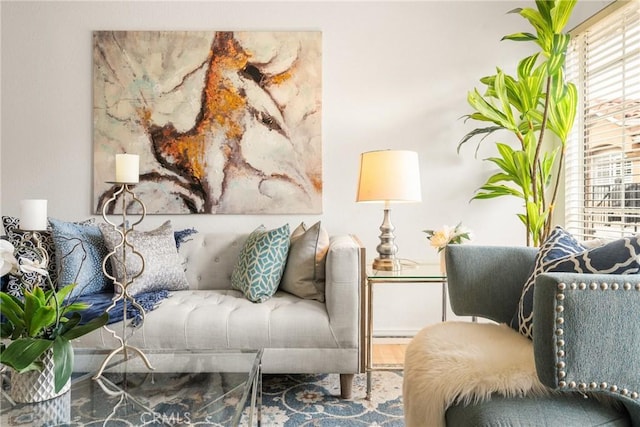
373, 344, 407, 365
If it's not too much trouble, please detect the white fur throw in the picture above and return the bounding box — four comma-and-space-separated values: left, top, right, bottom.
403, 322, 549, 427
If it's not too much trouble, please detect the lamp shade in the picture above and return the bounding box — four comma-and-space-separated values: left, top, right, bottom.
356, 150, 422, 203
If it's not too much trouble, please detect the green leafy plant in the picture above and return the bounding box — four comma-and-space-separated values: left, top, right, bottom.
0, 240, 108, 392
459, 0, 577, 246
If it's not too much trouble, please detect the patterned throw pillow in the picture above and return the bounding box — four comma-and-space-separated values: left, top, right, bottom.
99, 220, 189, 296
231, 224, 290, 303
49, 218, 112, 298
510, 226, 585, 338
280, 221, 329, 301
511, 226, 640, 339
2, 216, 94, 297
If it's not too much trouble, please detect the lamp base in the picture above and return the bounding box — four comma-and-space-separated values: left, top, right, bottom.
372, 257, 401, 271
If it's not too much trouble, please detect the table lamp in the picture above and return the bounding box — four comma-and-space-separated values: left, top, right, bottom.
356, 150, 421, 271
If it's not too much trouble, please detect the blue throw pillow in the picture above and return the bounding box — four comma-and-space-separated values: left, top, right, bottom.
49, 218, 112, 298
512, 226, 640, 339
231, 224, 290, 303
511, 226, 585, 339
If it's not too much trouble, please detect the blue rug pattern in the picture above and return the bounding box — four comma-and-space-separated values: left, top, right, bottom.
240, 371, 404, 426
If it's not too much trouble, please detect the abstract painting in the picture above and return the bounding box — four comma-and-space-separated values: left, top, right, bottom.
93, 31, 322, 214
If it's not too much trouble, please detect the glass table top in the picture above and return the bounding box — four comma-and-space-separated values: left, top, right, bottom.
367, 261, 446, 280
1, 348, 262, 427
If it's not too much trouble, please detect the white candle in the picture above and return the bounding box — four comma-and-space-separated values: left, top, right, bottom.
20, 199, 48, 231
115, 154, 139, 183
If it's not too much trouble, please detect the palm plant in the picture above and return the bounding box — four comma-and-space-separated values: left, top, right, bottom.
459, 0, 577, 246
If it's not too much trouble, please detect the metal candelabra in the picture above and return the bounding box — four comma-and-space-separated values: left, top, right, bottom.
94, 182, 153, 378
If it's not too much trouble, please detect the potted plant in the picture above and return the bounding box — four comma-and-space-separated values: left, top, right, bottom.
0, 239, 108, 402
459, 0, 577, 246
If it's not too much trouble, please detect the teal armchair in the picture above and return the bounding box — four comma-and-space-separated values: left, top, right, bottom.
443, 244, 640, 426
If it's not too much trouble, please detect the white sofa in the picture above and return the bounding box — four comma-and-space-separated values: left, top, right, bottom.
73, 231, 364, 398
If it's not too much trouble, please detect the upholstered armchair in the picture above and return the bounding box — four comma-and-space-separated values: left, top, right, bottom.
403, 244, 640, 427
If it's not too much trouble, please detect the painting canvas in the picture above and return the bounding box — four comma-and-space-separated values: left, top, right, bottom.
93, 31, 322, 214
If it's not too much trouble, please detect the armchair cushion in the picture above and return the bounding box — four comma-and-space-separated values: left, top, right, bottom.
446, 393, 631, 427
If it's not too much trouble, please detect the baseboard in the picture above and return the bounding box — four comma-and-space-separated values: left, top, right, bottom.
373, 337, 412, 344
373, 329, 419, 340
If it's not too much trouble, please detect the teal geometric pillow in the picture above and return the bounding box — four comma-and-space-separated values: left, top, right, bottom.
231, 224, 290, 303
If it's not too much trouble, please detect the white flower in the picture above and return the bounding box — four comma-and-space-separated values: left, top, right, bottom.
429, 229, 450, 249
18, 257, 49, 276
424, 222, 472, 253
0, 240, 19, 277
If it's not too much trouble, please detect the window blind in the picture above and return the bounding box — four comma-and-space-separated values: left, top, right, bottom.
565, 0, 640, 240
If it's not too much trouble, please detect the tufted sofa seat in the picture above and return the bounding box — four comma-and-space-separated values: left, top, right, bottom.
73, 231, 364, 398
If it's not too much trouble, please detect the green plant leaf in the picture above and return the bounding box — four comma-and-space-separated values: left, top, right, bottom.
1, 322, 14, 339
517, 7, 552, 53
517, 54, 540, 81
61, 312, 109, 341
494, 71, 517, 128
0, 293, 25, 330
28, 306, 56, 338
474, 183, 524, 199
52, 337, 73, 393
458, 126, 502, 154
535, 0, 553, 24
550, 0, 577, 33
467, 89, 511, 129
502, 32, 537, 42
51, 283, 76, 304
0, 338, 52, 373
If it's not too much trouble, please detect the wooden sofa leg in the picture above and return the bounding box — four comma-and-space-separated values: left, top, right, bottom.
340, 374, 354, 399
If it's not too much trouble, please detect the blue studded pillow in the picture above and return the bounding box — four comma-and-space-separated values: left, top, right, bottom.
49, 218, 112, 298
512, 226, 640, 339
511, 226, 585, 339
231, 224, 290, 303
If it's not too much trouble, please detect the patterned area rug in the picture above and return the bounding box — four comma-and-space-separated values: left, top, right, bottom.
240, 371, 404, 426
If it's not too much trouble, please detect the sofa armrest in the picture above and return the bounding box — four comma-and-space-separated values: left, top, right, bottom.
534, 272, 640, 421
324, 235, 364, 350
446, 244, 537, 323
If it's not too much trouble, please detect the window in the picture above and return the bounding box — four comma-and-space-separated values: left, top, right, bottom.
565, 0, 640, 240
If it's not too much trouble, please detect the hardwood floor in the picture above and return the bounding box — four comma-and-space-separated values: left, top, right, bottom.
372, 343, 407, 366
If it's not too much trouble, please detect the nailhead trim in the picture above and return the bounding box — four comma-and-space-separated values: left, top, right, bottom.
555, 282, 639, 401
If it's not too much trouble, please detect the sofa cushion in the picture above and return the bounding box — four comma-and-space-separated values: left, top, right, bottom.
511, 226, 640, 339
231, 224, 290, 303
280, 221, 329, 302
74, 289, 340, 350
49, 218, 112, 297
99, 220, 189, 296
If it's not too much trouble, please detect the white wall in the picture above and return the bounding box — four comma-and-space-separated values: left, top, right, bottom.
0, 0, 608, 335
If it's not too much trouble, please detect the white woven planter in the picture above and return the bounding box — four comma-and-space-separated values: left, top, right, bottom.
10, 348, 71, 403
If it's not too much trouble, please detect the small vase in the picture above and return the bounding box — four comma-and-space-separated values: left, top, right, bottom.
10, 348, 70, 403
439, 250, 447, 275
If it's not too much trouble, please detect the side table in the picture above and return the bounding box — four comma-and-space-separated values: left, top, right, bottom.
363, 262, 446, 400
